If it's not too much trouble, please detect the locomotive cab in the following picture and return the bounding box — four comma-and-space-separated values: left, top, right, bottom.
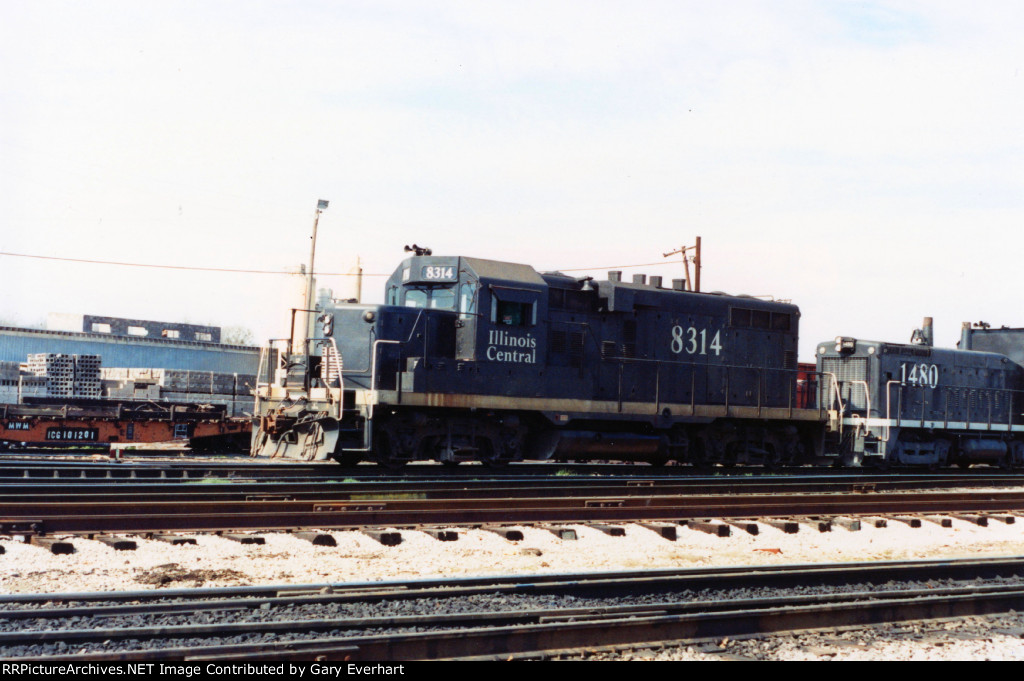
383, 254, 548, 367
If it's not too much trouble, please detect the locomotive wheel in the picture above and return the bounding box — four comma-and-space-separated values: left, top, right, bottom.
373, 428, 407, 471
334, 452, 363, 467
648, 435, 671, 466
477, 439, 507, 468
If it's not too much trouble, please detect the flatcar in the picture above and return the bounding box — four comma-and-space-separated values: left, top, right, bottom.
251, 252, 826, 467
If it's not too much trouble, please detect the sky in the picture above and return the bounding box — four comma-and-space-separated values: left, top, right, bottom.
1, 1, 1023, 358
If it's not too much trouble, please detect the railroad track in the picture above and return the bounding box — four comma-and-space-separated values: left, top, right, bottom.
2, 473, 1024, 539
3, 457, 1023, 482
4, 557, 1024, 661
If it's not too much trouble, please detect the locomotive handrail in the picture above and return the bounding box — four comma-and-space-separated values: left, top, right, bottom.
369, 340, 403, 415
883, 381, 1024, 438
884, 380, 903, 442
849, 379, 872, 421
254, 338, 293, 388
323, 336, 344, 421
820, 371, 843, 438
603, 355, 808, 418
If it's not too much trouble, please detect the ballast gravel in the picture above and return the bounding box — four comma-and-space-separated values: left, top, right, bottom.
4, 518, 1024, 660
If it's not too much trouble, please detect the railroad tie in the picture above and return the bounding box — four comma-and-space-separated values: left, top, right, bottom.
831, 517, 862, 531
221, 533, 266, 545
686, 520, 731, 537
540, 525, 578, 540
481, 526, 525, 541
727, 520, 760, 536
797, 517, 832, 533
637, 522, 677, 541
422, 528, 459, 541
760, 519, 800, 534
31, 537, 74, 554
362, 529, 402, 546
292, 531, 338, 546
588, 523, 626, 537
150, 534, 199, 545
93, 535, 137, 551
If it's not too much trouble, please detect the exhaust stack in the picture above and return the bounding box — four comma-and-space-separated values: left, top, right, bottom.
910, 317, 934, 347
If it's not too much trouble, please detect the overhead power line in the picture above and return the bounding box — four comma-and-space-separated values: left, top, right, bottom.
0, 250, 679, 277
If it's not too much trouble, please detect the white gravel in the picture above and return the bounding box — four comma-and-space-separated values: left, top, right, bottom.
3, 517, 1024, 660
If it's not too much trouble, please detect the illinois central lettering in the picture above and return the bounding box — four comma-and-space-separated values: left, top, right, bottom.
486, 330, 537, 363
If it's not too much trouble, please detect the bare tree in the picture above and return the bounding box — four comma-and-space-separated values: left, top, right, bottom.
222, 326, 255, 346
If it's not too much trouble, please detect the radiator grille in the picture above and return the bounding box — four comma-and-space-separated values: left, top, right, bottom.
820, 356, 868, 411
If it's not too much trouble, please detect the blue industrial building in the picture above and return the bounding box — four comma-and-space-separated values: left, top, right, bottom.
0, 325, 259, 374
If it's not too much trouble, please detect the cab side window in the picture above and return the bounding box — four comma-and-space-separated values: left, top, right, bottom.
498, 300, 530, 326
489, 288, 538, 326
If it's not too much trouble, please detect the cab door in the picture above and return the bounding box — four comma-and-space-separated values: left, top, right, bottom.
456, 279, 478, 360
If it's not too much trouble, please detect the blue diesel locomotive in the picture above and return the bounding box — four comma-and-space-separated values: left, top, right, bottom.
251, 252, 1024, 468
251, 252, 824, 467
817, 335, 1024, 467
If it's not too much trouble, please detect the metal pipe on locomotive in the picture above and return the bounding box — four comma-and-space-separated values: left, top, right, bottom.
251, 251, 828, 467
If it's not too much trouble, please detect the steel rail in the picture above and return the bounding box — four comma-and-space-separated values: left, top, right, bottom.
0, 584, 1015, 649
6, 558, 1024, 661
0, 474, 1021, 504
2, 489, 1024, 535
2, 458, 1023, 482
4, 555, 1022, 608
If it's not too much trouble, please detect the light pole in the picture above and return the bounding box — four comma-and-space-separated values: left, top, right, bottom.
294, 199, 328, 357
306, 199, 329, 314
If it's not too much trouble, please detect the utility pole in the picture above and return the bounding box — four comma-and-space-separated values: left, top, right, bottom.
663, 236, 702, 292
354, 256, 363, 303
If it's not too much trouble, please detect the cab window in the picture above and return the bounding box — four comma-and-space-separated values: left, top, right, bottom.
430, 287, 455, 310
497, 300, 531, 326
403, 285, 456, 311
405, 289, 428, 308
489, 288, 538, 326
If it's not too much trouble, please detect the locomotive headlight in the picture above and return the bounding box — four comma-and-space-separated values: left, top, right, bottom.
835, 337, 856, 353
362, 310, 376, 323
